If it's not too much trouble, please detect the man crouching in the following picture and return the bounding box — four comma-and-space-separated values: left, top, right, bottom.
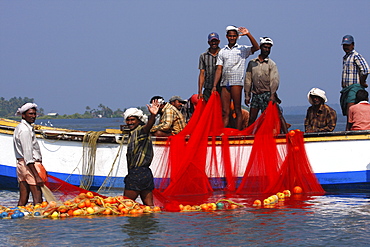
123, 100, 159, 206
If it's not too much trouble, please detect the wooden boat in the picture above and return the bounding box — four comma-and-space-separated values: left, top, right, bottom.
1, 118, 370, 192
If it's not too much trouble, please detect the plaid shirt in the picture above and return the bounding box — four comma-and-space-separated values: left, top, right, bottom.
304, 104, 337, 132
217, 43, 253, 86
127, 125, 153, 169
342, 50, 369, 88
150, 103, 186, 135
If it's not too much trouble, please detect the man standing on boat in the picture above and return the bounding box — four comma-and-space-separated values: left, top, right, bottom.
212, 25, 259, 130
340, 35, 369, 130
13, 103, 44, 206
123, 100, 160, 206
198, 32, 221, 101
150, 96, 186, 137
305, 88, 337, 133
244, 37, 280, 126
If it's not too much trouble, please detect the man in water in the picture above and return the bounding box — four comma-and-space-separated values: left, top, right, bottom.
340, 35, 369, 130
123, 100, 160, 206
244, 37, 280, 126
212, 25, 259, 130
13, 103, 44, 206
198, 32, 221, 101
150, 96, 186, 136
305, 88, 337, 132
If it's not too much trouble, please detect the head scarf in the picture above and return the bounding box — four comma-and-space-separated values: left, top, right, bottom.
307, 88, 327, 105
260, 37, 274, 46
123, 108, 148, 123
15, 103, 38, 116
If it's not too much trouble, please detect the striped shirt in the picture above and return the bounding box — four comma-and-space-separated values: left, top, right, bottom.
342, 50, 369, 88
304, 104, 337, 132
150, 103, 186, 135
217, 43, 253, 86
13, 119, 42, 165
127, 125, 153, 169
198, 48, 219, 89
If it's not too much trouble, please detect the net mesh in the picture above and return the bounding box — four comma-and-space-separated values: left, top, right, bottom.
45, 175, 106, 201
153, 92, 324, 210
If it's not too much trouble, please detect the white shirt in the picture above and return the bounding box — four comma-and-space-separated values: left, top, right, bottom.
13, 119, 42, 164
216, 43, 253, 86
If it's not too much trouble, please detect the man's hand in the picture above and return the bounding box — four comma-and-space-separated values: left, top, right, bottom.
361, 82, 368, 88
198, 94, 203, 100
211, 86, 217, 93
244, 98, 250, 106
35, 175, 44, 187
238, 27, 249, 36
147, 99, 160, 115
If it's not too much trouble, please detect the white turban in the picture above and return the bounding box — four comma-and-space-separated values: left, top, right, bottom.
15, 103, 38, 116
123, 108, 148, 123
260, 37, 274, 46
307, 88, 327, 105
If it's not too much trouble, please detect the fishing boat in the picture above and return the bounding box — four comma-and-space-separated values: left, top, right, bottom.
1, 117, 370, 192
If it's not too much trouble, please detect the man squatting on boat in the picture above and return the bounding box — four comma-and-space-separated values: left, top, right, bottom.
149, 95, 186, 137
13, 103, 45, 206
305, 88, 337, 133
348, 90, 370, 131
123, 100, 160, 206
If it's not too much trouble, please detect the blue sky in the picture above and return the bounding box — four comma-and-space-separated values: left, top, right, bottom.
1, 0, 369, 114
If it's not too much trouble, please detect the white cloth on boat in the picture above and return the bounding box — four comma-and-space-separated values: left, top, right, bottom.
15, 103, 38, 116
308, 88, 327, 105
13, 119, 42, 165
123, 108, 148, 123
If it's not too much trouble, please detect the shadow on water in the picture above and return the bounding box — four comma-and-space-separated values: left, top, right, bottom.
120, 214, 160, 245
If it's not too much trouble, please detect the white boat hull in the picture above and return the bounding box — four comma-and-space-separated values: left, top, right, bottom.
1, 122, 370, 192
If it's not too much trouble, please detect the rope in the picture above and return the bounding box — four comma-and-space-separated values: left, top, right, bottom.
80, 131, 106, 190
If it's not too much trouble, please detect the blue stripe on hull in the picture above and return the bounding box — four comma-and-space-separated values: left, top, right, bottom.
1, 164, 369, 192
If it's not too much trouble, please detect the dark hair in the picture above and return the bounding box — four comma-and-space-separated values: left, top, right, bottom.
355, 90, 368, 103
150, 96, 164, 103
227, 29, 238, 36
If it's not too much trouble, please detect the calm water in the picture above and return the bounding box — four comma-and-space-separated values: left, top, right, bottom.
2, 116, 364, 246
1, 190, 370, 246
35, 114, 347, 132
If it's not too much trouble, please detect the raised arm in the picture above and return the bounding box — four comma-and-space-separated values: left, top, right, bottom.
238, 27, 259, 53
143, 100, 159, 133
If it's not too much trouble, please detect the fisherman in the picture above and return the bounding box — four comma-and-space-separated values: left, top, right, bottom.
181, 94, 199, 123
150, 96, 186, 137
348, 90, 370, 130
340, 35, 369, 130
212, 25, 259, 130
13, 103, 44, 206
123, 100, 160, 206
305, 88, 337, 133
244, 37, 280, 125
198, 32, 221, 101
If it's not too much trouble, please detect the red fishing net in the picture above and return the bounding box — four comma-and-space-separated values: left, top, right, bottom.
153, 92, 324, 210
45, 175, 105, 201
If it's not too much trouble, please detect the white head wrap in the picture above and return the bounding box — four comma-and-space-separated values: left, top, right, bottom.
226, 25, 238, 32
123, 108, 148, 123
15, 103, 38, 116
260, 37, 274, 46
307, 88, 327, 105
